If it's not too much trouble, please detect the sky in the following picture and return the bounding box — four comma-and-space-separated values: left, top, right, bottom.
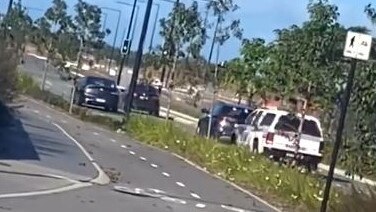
1, 0, 375, 61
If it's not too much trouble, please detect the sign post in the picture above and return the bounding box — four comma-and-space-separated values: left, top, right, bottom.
320, 31, 373, 212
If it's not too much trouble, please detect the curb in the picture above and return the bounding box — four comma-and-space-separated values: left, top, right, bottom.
318, 163, 376, 186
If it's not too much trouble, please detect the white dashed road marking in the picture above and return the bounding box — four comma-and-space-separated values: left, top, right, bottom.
190, 192, 201, 199
33, 110, 40, 114
176, 182, 185, 188
121, 145, 127, 149
111, 139, 117, 143
93, 132, 99, 136
195, 203, 206, 208
221, 205, 251, 212
139, 157, 147, 161
129, 151, 135, 155
162, 172, 170, 177
160, 196, 187, 205
46, 115, 51, 119
150, 163, 158, 168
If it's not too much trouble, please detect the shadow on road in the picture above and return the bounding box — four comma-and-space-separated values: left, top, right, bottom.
0, 102, 39, 160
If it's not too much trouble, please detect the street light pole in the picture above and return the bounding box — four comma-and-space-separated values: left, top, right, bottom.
205, 14, 220, 82
101, 7, 122, 73
207, 40, 221, 139
102, 12, 108, 32
124, 0, 154, 116
148, 3, 160, 53
117, 0, 138, 85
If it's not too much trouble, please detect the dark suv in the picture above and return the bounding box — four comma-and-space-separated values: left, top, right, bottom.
196, 101, 254, 142
73, 76, 119, 112
124, 83, 160, 116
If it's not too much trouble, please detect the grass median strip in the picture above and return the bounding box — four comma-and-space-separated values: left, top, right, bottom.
19, 73, 376, 212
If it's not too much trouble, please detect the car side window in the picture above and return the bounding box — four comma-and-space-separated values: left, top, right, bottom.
245, 111, 256, 125
251, 111, 263, 126
259, 113, 276, 127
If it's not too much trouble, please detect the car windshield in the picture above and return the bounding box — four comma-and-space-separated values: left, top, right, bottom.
275, 115, 321, 137
87, 77, 116, 90
212, 104, 251, 124
135, 84, 159, 96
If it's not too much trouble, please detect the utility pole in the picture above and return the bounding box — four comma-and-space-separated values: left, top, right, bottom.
204, 14, 220, 83
207, 40, 221, 139
124, 0, 154, 115
101, 7, 122, 74
117, 0, 138, 85
148, 3, 160, 53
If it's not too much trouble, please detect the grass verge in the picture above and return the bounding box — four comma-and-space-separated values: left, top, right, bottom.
17, 73, 348, 211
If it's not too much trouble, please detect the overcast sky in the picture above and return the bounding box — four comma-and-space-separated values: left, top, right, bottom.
1, 0, 374, 61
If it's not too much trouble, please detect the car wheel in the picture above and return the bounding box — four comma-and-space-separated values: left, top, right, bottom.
252, 139, 259, 154
231, 134, 236, 144
74, 93, 83, 106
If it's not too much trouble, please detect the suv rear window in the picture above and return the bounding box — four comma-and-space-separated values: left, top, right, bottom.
135, 84, 158, 96
212, 104, 251, 124
259, 113, 276, 127
275, 115, 321, 137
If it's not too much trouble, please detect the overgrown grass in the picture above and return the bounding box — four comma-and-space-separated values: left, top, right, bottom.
19, 73, 366, 211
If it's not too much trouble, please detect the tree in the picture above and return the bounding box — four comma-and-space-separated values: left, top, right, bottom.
2, 0, 32, 54
73, 0, 108, 69
158, 1, 206, 86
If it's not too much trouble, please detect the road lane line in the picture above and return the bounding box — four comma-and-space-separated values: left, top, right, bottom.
93, 132, 99, 136
111, 139, 117, 143
221, 205, 252, 212
171, 153, 281, 212
195, 203, 206, 208
139, 157, 147, 161
150, 163, 158, 168
129, 150, 135, 155
46, 115, 51, 119
176, 182, 185, 187
0, 182, 91, 199
53, 123, 110, 185
162, 172, 170, 177
33, 110, 40, 114
190, 192, 201, 199
121, 145, 127, 149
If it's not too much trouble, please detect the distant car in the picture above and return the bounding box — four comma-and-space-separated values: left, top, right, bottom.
196, 101, 254, 142
124, 83, 160, 116
73, 76, 119, 112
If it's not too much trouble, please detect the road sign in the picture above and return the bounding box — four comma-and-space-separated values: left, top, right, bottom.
121, 39, 131, 55
343, 31, 373, 61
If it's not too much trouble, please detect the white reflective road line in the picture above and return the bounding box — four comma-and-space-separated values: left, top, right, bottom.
190, 192, 201, 199
150, 163, 158, 168
195, 203, 206, 208
162, 172, 170, 177
176, 182, 185, 187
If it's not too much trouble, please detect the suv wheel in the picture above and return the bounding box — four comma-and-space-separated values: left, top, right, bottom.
252, 139, 259, 154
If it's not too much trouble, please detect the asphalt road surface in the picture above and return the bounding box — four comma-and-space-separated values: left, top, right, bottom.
0, 97, 279, 212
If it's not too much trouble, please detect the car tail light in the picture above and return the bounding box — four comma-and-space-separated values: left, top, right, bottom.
266, 133, 274, 144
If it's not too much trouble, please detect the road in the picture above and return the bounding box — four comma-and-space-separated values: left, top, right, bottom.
0, 96, 278, 212
19, 54, 363, 193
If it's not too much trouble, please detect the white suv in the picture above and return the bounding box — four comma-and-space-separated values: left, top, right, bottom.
236, 108, 324, 170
